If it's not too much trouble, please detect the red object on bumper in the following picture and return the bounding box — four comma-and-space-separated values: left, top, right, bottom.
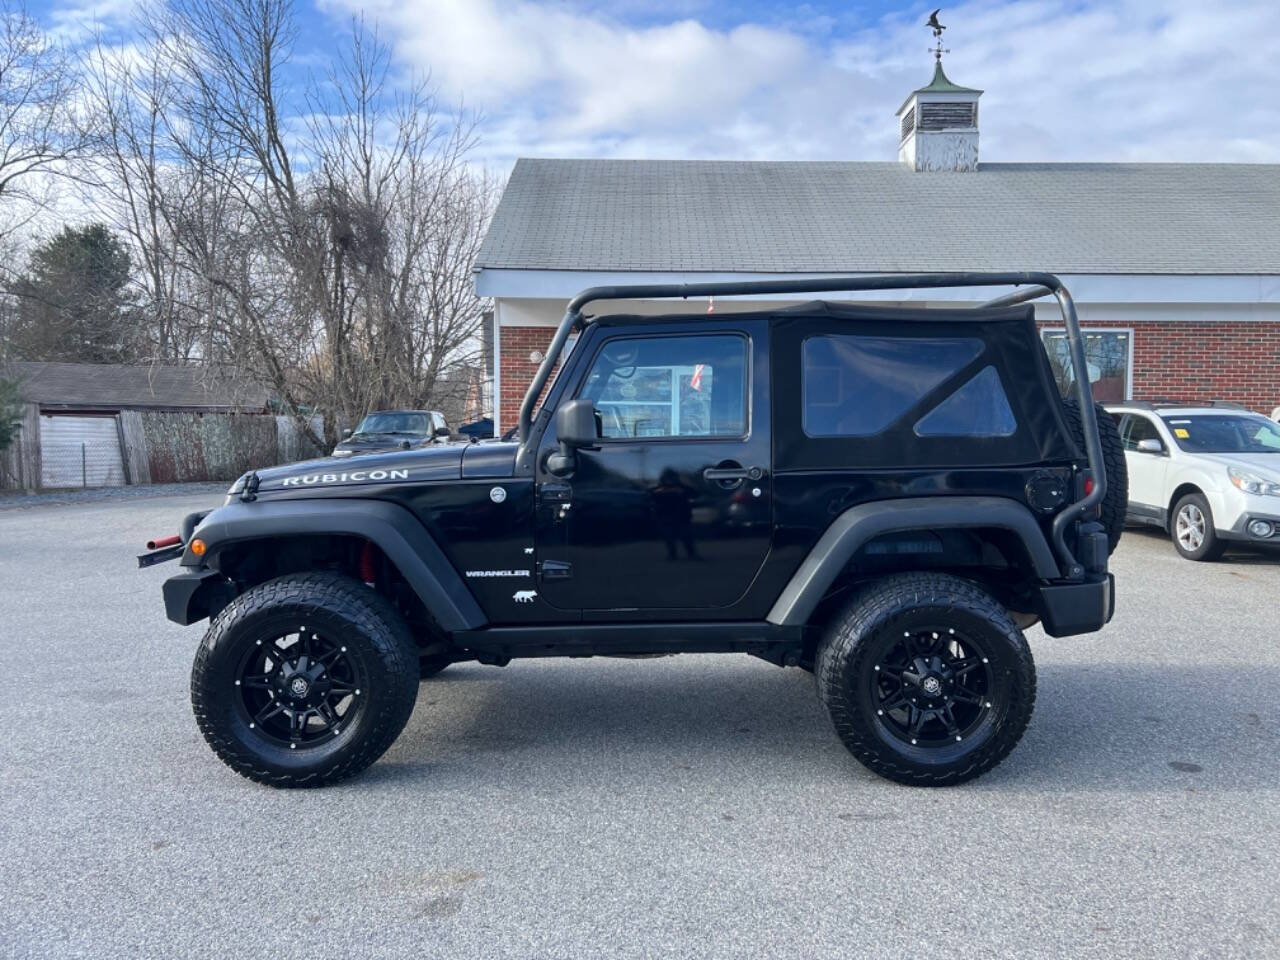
146, 535, 181, 550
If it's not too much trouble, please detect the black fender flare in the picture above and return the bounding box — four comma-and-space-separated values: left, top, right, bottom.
181, 499, 487, 632
765, 496, 1062, 627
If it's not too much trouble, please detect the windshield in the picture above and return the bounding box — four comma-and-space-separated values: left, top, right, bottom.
1160, 415, 1280, 454
353, 413, 431, 436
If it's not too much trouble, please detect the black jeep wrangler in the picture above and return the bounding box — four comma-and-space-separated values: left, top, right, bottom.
147, 273, 1124, 788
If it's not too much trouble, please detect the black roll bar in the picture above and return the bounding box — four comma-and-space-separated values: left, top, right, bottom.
520, 271, 1104, 579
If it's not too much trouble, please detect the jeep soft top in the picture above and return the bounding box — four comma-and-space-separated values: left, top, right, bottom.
143, 272, 1123, 788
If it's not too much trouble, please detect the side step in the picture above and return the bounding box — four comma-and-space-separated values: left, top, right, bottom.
452, 621, 805, 663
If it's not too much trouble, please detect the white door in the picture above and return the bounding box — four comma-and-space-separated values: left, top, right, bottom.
1120, 414, 1169, 515
40, 414, 126, 488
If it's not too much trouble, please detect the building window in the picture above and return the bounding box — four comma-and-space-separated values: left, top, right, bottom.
1041, 329, 1132, 403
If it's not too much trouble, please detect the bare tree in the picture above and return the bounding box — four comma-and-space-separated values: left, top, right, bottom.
0, 1, 88, 241
148, 0, 493, 445
81, 35, 205, 362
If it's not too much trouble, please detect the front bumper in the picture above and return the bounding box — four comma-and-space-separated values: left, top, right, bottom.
1221, 510, 1280, 544
1210, 485, 1280, 542
1035, 574, 1115, 638
163, 569, 228, 625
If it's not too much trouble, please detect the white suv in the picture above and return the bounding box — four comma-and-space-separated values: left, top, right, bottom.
1106, 404, 1280, 561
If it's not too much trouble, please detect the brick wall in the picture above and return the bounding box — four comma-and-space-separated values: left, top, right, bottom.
498, 326, 562, 431
1038, 319, 1280, 414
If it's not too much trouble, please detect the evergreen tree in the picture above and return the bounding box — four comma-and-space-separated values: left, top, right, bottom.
9, 224, 141, 363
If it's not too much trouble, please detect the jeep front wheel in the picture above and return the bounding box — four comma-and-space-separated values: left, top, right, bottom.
190, 572, 420, 787
816, 573, 1036, 786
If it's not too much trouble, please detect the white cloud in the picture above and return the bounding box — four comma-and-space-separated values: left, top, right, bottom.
318, 0, 1280, 168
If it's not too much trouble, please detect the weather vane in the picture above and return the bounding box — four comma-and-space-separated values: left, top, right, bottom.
926, 8, 949, 63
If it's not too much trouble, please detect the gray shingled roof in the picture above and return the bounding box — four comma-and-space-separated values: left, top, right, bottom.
477, 159, 1280, 275
6, 362, 270, 411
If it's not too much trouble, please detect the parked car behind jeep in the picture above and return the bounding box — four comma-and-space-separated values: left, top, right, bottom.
1108, 403, 1280, 560
330, 410, 451, 458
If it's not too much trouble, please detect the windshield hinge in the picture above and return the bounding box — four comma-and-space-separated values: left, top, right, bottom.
240, 472, 260, 502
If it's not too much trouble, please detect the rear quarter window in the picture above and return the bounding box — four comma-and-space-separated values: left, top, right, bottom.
802, 335, 985, 437
913, 366, 1016, 437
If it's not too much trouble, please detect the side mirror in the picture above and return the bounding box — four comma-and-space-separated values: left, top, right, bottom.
434, 426, 451, 439
342, 428, 353, 439
546, 398, 598, 476
1136, 438, 1164, 454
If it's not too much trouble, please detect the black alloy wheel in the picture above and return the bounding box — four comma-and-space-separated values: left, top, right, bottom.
817, 572, 1036, 786
192, 572, 420, 787
866, 625, 996, 750
234, 628, 364, 748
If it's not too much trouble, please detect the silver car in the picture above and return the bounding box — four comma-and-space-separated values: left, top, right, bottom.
1106, 403, 1280, 560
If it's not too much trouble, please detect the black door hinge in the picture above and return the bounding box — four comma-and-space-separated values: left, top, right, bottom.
538, 560, 573, 581
538, 482, 572, 503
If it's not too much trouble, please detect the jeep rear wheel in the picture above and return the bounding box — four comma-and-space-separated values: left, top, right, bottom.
191, 572, 420, 787
816, 573, 1035, 786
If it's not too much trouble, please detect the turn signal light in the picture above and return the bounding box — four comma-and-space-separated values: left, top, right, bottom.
190, 538, 207, 557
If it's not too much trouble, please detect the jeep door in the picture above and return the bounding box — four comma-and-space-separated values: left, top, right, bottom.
534, 320, 772, 613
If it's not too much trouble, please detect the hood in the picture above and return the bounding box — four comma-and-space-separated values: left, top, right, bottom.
1207, 452, 1280, 479
244, 444, 468, 495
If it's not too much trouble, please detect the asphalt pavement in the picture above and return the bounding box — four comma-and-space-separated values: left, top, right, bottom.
1, 489, 1277, 959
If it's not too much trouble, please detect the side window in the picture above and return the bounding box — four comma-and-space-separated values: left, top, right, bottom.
580, 334, 747, 440
1123, 415, 1159, 450
914, 366, 1017, 437
802, 335, 983, 437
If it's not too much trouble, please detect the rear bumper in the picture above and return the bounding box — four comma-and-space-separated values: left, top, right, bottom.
1035, 574, 1114, 638
163, 569, 227, 625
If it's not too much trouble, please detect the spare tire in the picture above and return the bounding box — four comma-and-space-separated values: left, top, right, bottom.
1061, 398, 1127, 554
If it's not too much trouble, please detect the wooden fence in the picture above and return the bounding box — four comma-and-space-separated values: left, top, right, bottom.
0, 410, 325, 491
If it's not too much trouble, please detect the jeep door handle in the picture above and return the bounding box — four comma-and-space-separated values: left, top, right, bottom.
703, 466, 764, 482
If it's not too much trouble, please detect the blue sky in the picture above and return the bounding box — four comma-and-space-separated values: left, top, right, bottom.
28, 0, 1280, 169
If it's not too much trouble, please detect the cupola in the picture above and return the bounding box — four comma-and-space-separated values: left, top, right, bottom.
896, 20, 982, 171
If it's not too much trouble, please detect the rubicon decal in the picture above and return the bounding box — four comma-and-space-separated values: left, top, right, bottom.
281, 469, 410, 486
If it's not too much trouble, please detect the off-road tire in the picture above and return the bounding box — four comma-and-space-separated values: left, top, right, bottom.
1062, 398, 1127, 554
816, 573, 1036, 787
191, 572, 420, 787
1171, 492, 1227, 562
